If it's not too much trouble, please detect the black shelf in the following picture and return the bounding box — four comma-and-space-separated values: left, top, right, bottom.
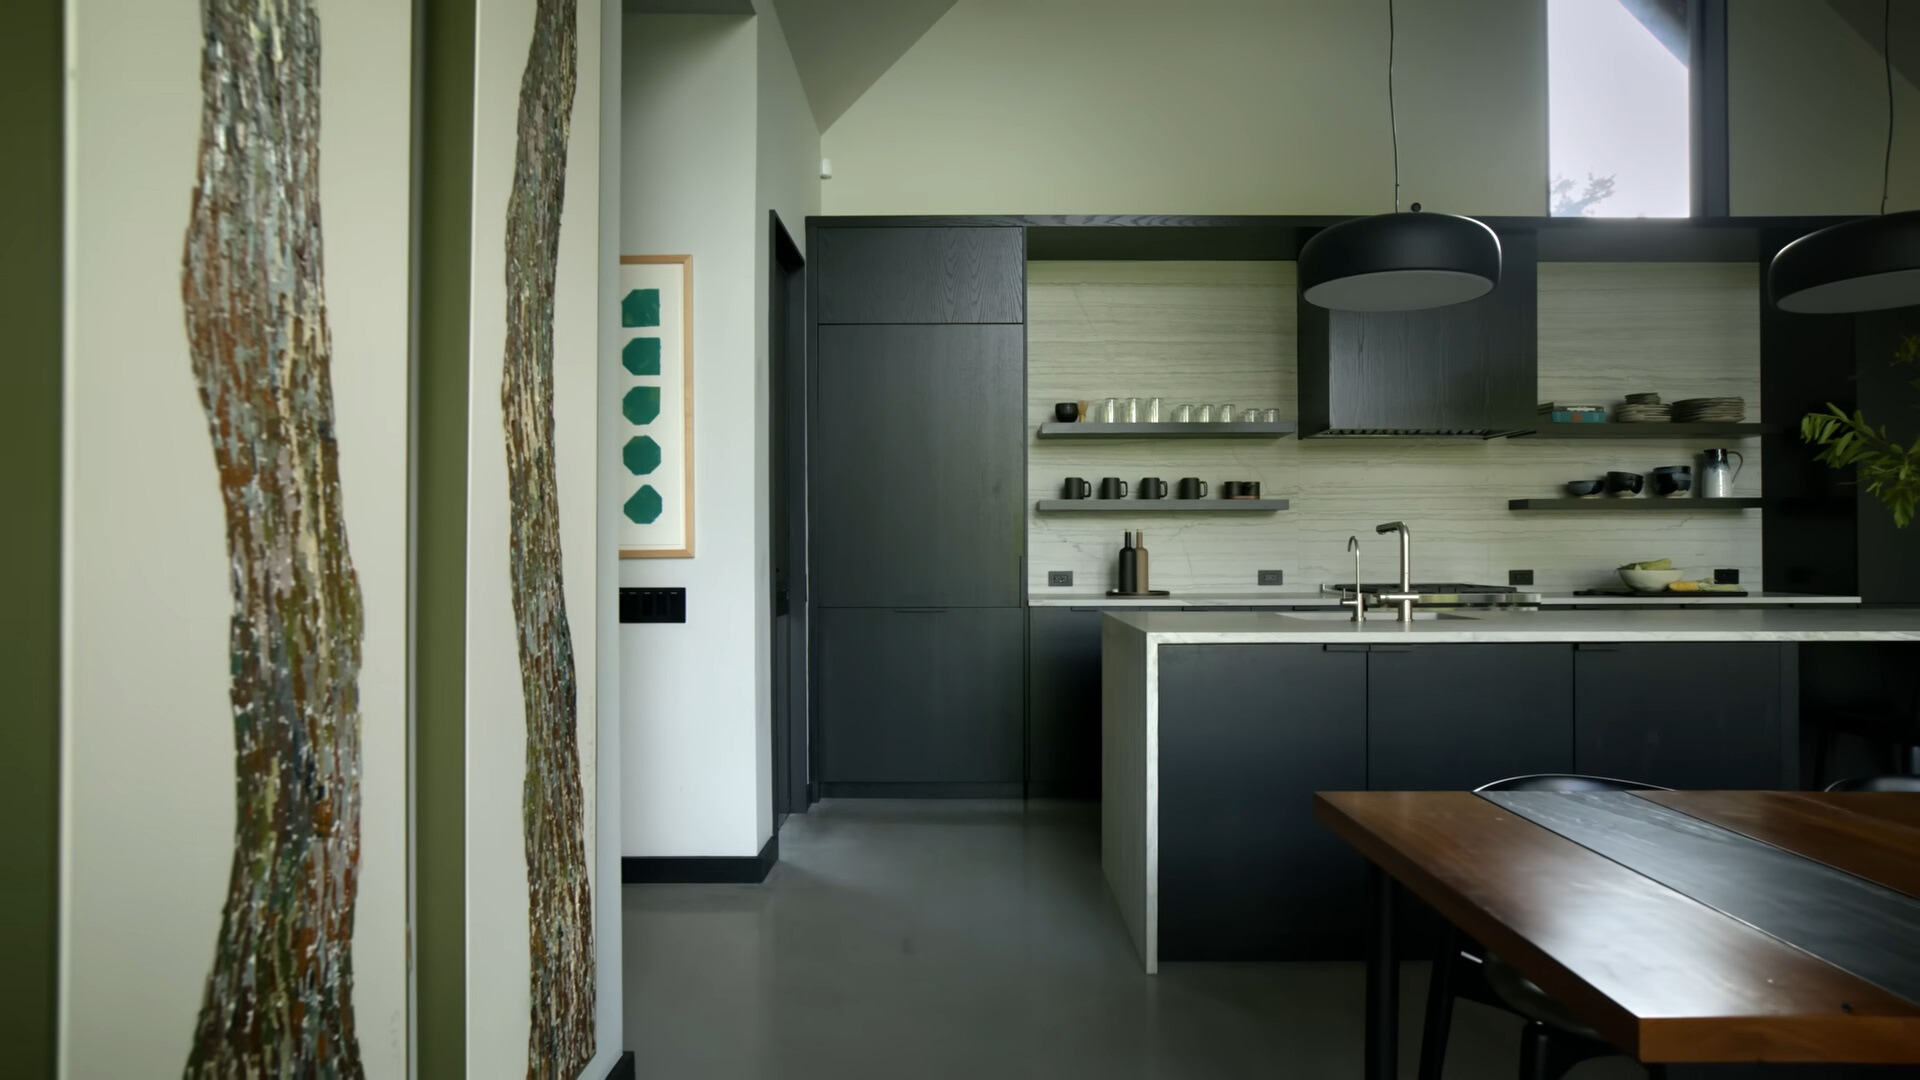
1508, 497, 1764, 511
1512, 422, 1774, 439
1036, 499, 1290, 513
1037, 421, 1295, 439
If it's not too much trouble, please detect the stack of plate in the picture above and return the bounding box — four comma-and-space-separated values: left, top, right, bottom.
1672, 397, 1746, 422
1615, 401, 1674, 423
1624, 392, 1662, 405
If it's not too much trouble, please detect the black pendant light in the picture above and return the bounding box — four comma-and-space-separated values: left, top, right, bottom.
1770, 0, 1920, 314
1298, 0, 1501, 311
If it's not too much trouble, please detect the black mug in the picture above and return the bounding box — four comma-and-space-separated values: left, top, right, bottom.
1222, 480, 1261, 498
1176, 477, 1208, 499
1054, 402, 1080, 423
1139, 477, 1169, 500
1098, 477, 1129, 500
1062, 477, 1092, 500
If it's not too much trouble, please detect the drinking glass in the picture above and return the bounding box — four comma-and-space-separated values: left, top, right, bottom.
1097, 397, 1119, 423
1218, 404, 1236, 423
1260, 408, 1281, 423
1122, 397, 1142, 423
1170, 404, 1193, 423
1195, 404, 1216, 423
1144, 397, 1164, 423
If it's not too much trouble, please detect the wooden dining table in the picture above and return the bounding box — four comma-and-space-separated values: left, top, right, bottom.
1314, 789, 1920, 1079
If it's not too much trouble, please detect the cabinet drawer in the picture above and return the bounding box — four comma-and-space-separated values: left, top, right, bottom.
818, 608, 1024, 784
817, 227, 1025, 324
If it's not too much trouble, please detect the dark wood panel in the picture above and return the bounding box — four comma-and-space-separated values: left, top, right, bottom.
1483, 791, 1920, 1010
1314, 790, 1920, 1064
1026, 607, 1102, 797
1366, 644, 1574, 790
816, 227, 1024, 324
1640, 791, 1920, 899
812, 325, 1025, 607
1840, 793, 1920, 832
1572, 643, 1793, 789
1159, 644, 1368, 960
816, 608, 1024, 784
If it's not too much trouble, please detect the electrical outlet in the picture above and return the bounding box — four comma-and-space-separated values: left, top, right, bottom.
1508, 569, 1534, 586
1047, 570, 1074, 587
1257, 570, 1284, 586
1714, 568, 1740, 584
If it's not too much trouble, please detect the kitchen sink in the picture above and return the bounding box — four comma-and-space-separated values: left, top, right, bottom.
1275, 610, 1478, 621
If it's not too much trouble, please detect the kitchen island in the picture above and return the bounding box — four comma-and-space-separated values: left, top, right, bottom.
1102, 608, 1920, 972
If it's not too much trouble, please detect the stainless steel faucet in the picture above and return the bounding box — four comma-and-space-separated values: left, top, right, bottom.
1375, 521, 1418, 622
1343, 536, 1366, 623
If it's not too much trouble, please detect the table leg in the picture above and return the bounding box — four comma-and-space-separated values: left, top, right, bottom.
1367, 864, 1399, 1080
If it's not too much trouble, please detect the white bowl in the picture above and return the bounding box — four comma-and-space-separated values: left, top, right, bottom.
1619, 568, 1684, 592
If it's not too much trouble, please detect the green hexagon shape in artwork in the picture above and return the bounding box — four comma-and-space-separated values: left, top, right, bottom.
622, 336, 662, 375
623, 435, 662, 476
624, 484, 664, 525
621, 288, 660, 328
622, 385, 661, 425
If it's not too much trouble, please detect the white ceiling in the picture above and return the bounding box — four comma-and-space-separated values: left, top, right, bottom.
771, 0, 958, 130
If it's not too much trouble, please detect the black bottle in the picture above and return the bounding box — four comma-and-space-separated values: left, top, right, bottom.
1117, 531, 1138, 594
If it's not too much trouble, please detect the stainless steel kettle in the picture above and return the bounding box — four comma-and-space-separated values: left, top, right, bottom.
1700, 448, 1744, 498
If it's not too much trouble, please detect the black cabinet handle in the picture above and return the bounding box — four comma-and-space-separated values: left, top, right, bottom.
1369, 645, 1412, 653
893, 607, 946, 614
1574, 643, 1621, 651
1323, 644, 1370, 652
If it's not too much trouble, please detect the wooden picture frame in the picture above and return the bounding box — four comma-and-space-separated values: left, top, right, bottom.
616, 255, 694, 558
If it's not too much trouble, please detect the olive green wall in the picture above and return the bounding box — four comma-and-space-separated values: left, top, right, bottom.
0, 0, 63, 1073
419, 0, 477, 1074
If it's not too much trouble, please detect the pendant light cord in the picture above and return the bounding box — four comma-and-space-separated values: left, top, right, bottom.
1389, 0, 1400, 213
1883, 0, 1894, 216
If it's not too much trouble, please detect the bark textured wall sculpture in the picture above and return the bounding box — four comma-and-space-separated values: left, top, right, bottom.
180, 0, 365, 1073
500, 0, 595, 1075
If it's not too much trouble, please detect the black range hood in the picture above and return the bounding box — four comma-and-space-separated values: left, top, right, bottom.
1297, 229, 1537, 437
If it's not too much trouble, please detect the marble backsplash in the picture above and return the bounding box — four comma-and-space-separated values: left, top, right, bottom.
1027, 260, 1765, 595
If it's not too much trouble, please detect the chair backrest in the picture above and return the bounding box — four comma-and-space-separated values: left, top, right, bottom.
1475, 773, 1672, 793
1825, 774, 1920, 793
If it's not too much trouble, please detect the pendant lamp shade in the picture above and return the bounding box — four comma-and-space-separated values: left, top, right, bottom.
1298, 212, 1503, 311
1769, 210, 1920, 314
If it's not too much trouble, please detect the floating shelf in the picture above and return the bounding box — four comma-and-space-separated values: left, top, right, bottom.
1511, 422, 1775, 439
1036, 498, 1290, 513
1037, 421, 1296, 439
1508, 497, 1765, 511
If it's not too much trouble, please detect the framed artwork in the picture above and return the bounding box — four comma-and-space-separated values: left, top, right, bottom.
617, 255, 693, 557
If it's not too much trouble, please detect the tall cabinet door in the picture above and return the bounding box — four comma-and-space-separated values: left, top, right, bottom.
1573, 643, 1795, 789
813, 324, 1026, 608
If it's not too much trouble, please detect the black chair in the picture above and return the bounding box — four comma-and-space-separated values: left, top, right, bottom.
1807, 683, 1920, 785
1418, 774, 1672, 1080
1825, 774, 1920, 793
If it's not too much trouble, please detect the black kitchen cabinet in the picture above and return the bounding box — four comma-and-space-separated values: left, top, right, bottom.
1157, 643, 1368, 960
816, 227, 1025, 324
1367, 644, 1574, 790
817, 607, 1025, 791
1297, 229, 1536, 436
1572, 643, 1798, 789
812, 324, 1026, 608
1027, 608, 1103, 797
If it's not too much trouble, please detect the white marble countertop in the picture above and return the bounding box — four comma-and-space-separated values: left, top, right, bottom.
1030, 590, 1859, 608
1107, 607, 1920, 643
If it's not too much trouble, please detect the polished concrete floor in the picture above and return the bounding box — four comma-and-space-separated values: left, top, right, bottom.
623, 799, 1646, 1079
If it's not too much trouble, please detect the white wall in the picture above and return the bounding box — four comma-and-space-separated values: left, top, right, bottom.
1027, 261, 1763, 594
620, 15, 764, 858
820, 0, 1548, 216
60, 0, 411, 1072
465, 0, 610, 1074
619, 5, 819, 858
1730, 0, 1920, 215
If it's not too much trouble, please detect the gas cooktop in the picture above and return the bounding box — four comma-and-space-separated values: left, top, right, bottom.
1321, 583, 1518, 595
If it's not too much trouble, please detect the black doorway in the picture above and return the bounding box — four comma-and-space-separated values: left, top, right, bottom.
770, 212, 809, 823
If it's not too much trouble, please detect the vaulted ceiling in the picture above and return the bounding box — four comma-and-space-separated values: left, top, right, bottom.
771, 0, 957, 130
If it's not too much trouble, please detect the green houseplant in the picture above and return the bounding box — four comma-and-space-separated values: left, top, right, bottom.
1802, 335, 1920, 527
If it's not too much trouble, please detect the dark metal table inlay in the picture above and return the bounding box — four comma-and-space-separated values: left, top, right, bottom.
1480, 790, 1920, 1008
